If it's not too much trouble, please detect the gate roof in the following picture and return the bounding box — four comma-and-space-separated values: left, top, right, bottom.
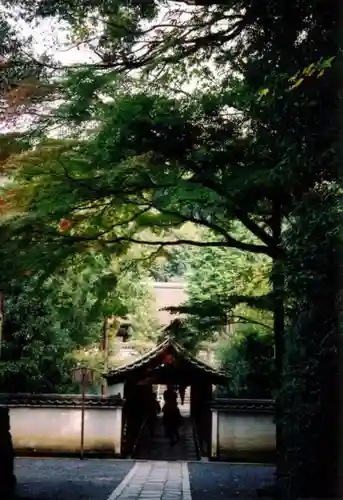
104, 336, 228, 386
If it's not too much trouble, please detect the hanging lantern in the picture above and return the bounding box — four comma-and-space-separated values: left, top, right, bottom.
162, 352, 175, 365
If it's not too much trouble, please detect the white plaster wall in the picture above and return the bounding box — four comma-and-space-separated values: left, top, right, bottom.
9, 406, 122, 455
107, 382, 124, 398
218, 412, 275, 456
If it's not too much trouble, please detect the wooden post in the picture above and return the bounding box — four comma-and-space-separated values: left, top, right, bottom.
80, 368, 86, 460
101, 317, 109, 396
72, 366, 95, 461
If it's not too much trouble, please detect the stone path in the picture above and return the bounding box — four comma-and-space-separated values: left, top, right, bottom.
107, 461, 192, 500
134, 416, 199, 461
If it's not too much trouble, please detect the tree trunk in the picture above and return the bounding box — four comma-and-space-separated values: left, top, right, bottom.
280, 191, 341, 498
270, 199, 285, 498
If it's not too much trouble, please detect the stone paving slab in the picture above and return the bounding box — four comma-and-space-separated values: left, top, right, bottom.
107, 462, 192, 500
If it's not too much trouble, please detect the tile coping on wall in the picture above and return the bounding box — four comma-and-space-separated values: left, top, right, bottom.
210, 398, 274, 414
0, 393, 124, 408
0, 394, 273, 412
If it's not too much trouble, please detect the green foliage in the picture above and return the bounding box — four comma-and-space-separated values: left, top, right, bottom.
185, 226, 271, 300
114, 269, 159, 342
0, 87, 279, 290
45, 253, 127, 347
149, 246, 191, 282
0, 251, 159, 392
258, 56, 337, 99
156, 319, 198, 353
164, 227, 273, 346
5, 0, 245, 79
0, 280, 75, 393
0, 8, 53, 127
216, 324, 275, 399
153, 226, 273, 358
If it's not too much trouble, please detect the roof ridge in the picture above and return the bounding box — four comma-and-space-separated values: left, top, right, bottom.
105, 336, 172, 376
105, 335, 228, 381
169, 338, 227, 376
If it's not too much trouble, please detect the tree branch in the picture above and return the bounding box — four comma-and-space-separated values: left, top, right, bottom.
154, 207, 275, 256
39, 230, 273, 256
230, 315, 273, 331
190, 176, 280, 253
23, 13, 249, 73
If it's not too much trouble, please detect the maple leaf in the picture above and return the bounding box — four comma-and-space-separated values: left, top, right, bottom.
59, 218, 73, 232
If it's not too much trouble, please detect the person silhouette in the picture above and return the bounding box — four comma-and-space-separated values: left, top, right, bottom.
163, 385, 177, 404
162, 387, 182, 446
147, 392, 161, 437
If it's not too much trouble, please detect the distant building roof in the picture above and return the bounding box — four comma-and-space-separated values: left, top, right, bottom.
150, 281, 188, 326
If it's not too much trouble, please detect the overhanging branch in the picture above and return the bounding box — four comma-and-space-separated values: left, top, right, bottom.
230, 315, 273, 331
194, 176, 277, 250
40, 231, 273, 255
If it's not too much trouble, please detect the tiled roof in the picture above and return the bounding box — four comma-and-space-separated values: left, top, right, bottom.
105, 336, 228, 384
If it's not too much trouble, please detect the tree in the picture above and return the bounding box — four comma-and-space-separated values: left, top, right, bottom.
0, 5, 56, 129
0, 250, 159, 392
0, 278, 76, 393
3, 0, 249, 75
0, 89, 278, 257
0, 87, 284, 393
278, 185, 341, 498
0, 53, 336, 498
149, 245, 192, 282
162, 225, 273, 351
185, 226, 272, 328
216, 324, 275, 398
237, 5, 339, 497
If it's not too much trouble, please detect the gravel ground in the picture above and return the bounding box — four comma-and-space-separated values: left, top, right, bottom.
14, 458, 134, 500
14, 458, 275, 500
188, 462, 275, 500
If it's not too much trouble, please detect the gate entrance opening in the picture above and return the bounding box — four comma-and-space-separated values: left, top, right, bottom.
104, 336, 228, 461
